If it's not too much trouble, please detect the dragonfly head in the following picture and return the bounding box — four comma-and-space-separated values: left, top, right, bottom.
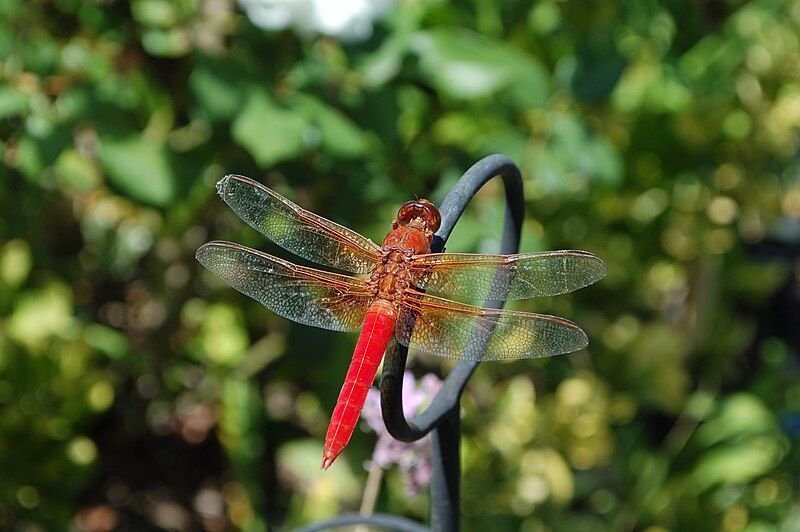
394, 199, 441, 240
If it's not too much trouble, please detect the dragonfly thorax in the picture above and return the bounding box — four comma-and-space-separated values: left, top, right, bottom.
381, 225, 430, 255
367, 247, 417, 304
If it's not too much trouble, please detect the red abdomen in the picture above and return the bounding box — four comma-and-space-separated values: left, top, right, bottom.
322, 300, 397, 469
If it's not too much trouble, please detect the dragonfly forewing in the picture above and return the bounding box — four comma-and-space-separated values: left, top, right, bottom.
408, 250, 607, 301
216, 175, 381, 273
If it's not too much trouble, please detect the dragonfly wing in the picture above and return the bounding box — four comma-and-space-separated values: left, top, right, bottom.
216, 174, 380, 273
395, 291, 588, 361
408, 250, 606, 301
197, 241, 371, 332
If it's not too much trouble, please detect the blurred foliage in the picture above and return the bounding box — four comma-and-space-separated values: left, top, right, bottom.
2, 0, 800, 530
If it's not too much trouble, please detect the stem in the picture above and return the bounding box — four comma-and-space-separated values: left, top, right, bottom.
359, 466, 384, 517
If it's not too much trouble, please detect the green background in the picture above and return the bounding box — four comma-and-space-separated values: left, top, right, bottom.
2, 0, 800, 529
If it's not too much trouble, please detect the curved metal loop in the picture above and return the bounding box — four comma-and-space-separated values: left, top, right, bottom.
380, 154, 524, 442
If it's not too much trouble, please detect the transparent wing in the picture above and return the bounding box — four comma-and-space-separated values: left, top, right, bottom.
408, 250, 606, 301
395, 291, 588, 361
216, 174, 380, 273
196, 241, 371, 332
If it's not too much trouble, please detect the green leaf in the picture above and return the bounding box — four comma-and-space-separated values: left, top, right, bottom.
199, 303, 249, 367
190, 58, 244, 121
231, 90, 309, 167
694, 393, 777, 447
0, 239, 32, 288
531, 111, 623, 193
411, 31, 507, 99
506, 59, 550, 108
582, 137, 624, 187
291, 94, 367, 158
131, 0, 179, 28
9, 283, 73, 351
689, 438, 782, 491
431, 111, 527, 161
15, 136, 45, 180
0, 86, 28, 118
54, 149, 100, 190
141, 28, 191, 58
99, 136, 176, 206
410, 28, 549, 105
358, 35, 408, 87
569, 42, 628, 102
83, 324, 129, 360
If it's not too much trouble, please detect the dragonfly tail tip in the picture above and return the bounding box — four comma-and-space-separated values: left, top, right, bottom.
321, 450, 337, 470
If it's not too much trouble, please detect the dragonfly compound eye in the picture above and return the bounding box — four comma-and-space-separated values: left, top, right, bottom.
397, 199, 441, 233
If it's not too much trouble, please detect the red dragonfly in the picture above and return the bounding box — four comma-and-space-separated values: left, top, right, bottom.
197, 175, 606, 469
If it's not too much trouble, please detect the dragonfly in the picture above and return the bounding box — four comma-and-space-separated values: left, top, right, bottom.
196, 175, 606, 469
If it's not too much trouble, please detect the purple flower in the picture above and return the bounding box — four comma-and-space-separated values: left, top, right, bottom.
361, 371, 442, 497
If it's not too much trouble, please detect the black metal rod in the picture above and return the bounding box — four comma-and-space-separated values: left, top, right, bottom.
380, 154, 524, 531
295, 512, 429, 532
429, 407, 461, 532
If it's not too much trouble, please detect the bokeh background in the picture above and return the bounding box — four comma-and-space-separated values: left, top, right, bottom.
3, 0, 800, 530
